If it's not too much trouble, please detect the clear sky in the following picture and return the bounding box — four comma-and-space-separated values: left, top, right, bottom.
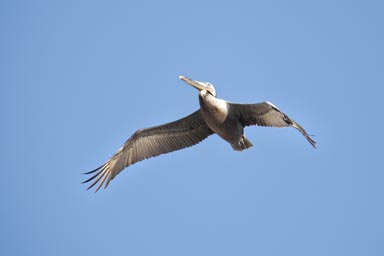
1, 0, 383, 255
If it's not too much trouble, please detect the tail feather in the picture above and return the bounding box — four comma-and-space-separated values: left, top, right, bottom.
232, 135, 253, 151
243, 136, 253, 149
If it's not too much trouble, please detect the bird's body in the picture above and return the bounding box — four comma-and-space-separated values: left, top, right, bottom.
84, 75, 316, 191
198, 90, 250, 151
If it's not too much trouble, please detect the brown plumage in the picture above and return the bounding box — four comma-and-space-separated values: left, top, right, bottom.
84, 75, 316, 192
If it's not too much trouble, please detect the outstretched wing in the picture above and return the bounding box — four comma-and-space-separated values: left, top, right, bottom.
229, 101, 317, 148
83, 110, 213, 192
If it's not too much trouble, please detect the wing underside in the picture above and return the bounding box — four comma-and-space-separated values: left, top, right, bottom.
83, 110, 213, 192
229, 101, 317, 148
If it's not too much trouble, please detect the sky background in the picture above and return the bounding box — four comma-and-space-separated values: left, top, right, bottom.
1, 0, 383, 255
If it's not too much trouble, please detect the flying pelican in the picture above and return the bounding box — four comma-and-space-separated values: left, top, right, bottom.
84, 75, 316, 191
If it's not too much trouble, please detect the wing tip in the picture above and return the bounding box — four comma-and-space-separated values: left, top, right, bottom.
82, 163, 110, 192
308, 137, 317, 149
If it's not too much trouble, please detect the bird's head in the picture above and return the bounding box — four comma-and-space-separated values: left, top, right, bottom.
179, 75, 216, 97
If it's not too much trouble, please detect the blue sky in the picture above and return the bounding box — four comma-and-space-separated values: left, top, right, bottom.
1, 0, 383, 255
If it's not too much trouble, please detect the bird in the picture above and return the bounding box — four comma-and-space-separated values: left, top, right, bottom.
83, 75, 316, 192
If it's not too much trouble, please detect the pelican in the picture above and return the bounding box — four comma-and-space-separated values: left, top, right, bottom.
84, 75, 316, 191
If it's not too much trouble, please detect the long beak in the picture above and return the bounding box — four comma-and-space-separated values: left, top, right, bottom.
179, 75, 209, 91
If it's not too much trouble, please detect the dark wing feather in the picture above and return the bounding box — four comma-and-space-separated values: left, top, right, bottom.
229, 101, 317, 148
83, 110, 213, 192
